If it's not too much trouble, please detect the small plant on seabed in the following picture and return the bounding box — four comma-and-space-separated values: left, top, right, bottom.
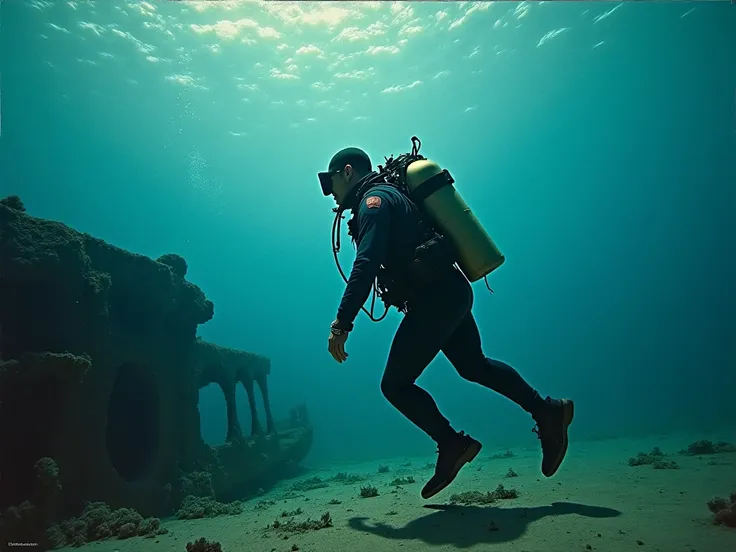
360, 485, 379, 498
450, 484, 520, 505
490, 449, 515, 460
627, 447, 665, 466
389, 476, 415, 486
268, 512, 333, 533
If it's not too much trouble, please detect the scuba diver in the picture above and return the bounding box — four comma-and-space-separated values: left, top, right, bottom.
317, 139, 574, 500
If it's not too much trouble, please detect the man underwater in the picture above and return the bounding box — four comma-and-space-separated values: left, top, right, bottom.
318, 146, 574, 499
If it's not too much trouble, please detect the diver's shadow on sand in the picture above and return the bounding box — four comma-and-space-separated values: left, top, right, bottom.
348, 501, 622, 547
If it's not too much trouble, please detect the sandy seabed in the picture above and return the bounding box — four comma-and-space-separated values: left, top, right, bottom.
61, 432, 736, 552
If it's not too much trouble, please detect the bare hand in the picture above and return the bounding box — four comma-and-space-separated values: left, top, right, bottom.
328, 331, 349, 363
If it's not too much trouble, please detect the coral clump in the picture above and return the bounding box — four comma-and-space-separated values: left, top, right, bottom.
269, 512, 332, 534
627, 447, 666, 466
137, 517, 165, 537
707, 492, 736, 528
45, 502, 167, 548
680, 440, 736, 456
0, 457, 63, 547
0, 195, 26, 212
490, 484, 519, 500
330, 472, 367, 484
652, 460, 679, 470
490, 450, 515, 460
175, 496, 243, 520
254, 500, 276, 510
389, 476, 415, 486
186, 537, 222, 552
34, 457, 62, 495
292, 476, 329, 491
450, 484, 520, 505
157, 253, 188, 278
179, 470, 216, 498
118, 523, 137, 539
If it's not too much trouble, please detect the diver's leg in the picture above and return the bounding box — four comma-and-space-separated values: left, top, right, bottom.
380, 277, 469, 443
442, 312, 545, 413
442, 312, 574, 477
380, 271, 482, 499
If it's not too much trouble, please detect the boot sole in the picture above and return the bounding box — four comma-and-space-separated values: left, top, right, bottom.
543, 399, 574, 477
421, 440, 482, 500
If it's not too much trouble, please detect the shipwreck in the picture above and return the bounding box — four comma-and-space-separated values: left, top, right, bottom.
0, 195, 312, 546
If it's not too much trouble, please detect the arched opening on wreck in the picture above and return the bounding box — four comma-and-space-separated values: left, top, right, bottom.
106, 362, 160, 482
198, 382, 228, 445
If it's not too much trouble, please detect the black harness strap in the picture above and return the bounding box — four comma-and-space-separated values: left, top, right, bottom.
410, 169, 455, 204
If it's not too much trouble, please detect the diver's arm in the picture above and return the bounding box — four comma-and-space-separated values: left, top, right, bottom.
334, 194, 391, 330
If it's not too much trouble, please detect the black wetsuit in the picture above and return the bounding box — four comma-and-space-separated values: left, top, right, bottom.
335, 175, 545, 445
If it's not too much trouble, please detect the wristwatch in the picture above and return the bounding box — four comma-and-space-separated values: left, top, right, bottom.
330, 319, 352, 335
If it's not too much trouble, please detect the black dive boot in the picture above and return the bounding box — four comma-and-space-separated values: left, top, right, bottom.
532, 397, 574, 477
421, 432, 482, 499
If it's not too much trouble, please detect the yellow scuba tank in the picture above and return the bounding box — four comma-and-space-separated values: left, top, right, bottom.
405, 159, 505, 282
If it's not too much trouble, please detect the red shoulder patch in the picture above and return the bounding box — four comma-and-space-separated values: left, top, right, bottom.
366, 196, 381, 209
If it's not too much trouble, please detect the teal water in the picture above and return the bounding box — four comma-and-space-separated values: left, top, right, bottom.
2, 0, 734, 472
